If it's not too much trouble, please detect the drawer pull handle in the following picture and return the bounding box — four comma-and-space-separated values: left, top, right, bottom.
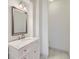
24, 57, 26, 59
24, 50, 27, 52
34, 51, 36, 53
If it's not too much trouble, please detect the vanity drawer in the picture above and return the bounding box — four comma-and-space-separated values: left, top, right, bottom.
19, 39, 40, 58
19, 45, 31, 56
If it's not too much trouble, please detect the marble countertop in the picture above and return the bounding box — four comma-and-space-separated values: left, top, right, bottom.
8, 37, 39, 49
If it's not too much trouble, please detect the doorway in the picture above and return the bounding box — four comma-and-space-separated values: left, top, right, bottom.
48, 0, 70, 59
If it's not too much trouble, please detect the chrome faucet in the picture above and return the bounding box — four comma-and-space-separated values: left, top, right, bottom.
20, 34, 25, 39
17, 34, 25, 40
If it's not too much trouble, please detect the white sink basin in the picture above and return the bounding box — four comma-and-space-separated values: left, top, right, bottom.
8, 37, 39, 49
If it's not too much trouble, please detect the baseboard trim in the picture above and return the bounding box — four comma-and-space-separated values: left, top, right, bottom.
40, 54, 48, 59
49, 47, 70, 55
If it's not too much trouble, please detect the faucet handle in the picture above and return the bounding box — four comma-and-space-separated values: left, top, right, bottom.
21, 34, 25, 39
21, 33, 24, 36
17, 35, 20, 40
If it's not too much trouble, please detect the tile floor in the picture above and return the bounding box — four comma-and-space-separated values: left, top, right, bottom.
41, 48, 69, 59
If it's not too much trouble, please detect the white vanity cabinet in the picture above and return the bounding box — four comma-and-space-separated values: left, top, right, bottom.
8, 38, 40, 59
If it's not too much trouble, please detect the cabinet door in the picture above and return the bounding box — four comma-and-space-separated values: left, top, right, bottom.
32, 48, 40, 59
28, 51, 33, 59
31, 41, 40, 59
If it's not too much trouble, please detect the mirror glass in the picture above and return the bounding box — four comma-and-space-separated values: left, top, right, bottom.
12, 7, 28, 35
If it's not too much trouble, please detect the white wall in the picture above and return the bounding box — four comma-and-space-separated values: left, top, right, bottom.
32, 0, 39, 37
48, 0, 70, 52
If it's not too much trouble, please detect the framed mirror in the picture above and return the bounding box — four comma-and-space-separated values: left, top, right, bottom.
11, 6, 28, 36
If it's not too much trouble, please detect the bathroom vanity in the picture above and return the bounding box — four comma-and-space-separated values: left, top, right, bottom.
9, 37, 40, 59
8, 4, 40, 59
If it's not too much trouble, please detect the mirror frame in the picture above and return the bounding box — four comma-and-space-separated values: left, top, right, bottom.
11, 6, 28, 36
